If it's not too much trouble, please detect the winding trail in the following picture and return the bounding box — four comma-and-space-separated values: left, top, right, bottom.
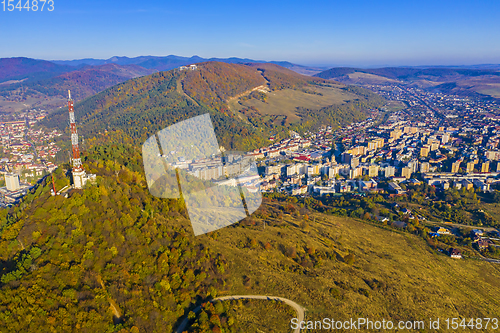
176, 295, 306, 333
226, 84, 269, 112
96, 275, 122, 320
176, 77, 200, 106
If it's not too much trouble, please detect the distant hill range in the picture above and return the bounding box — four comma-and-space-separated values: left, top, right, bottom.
42, 61, 384, 151
314, 66, 500, 100
0, 58, 155, 112
0, 56, 325, 112
50, 55, 324, 75
3, 63, 155, 100
0, 57, 75, 83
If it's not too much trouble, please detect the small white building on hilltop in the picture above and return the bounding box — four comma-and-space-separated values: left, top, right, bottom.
179, 64, 198, 71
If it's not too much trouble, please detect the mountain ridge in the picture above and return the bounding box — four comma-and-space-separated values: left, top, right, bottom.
49, 55, 319, 73
18, 63, 156, 101
0, 57, 76, 83
0, 62, 157, 112
0, 56, 326, 112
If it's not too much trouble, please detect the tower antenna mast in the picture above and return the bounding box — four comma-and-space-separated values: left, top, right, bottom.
67, 90, 86, 188
68, 90, 82, 171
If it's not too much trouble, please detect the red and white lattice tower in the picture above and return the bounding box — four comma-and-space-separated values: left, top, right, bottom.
67, 90, 86, 188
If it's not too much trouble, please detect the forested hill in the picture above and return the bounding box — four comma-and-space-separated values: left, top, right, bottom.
1, 132, 500, 332
2, 64, 500, 333
0, 57, 74, 83
14, 64, 155, 101
41, 62, 384, 151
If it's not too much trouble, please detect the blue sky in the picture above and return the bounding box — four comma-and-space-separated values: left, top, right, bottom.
1, 0, 499, 67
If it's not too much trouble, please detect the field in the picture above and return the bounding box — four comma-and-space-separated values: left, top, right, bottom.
192, 204, 500, 332
345, 72, 400, 84
408, 79, 443, 89
229, 85, 359, 123
380, 100, 406, 112
474, 83, 500, 98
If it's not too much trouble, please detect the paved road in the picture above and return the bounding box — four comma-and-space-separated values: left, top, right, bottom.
482, 258, 500, 264
176, 295, 306, 333
476, 252, 500, 264
423, 220, 499, 233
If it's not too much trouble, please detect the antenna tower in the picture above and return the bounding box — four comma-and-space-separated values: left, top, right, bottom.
67, 90, 83, 172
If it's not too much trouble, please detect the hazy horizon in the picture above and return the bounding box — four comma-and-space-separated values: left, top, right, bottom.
4, 54, 497, 70
1, 0, 499, 67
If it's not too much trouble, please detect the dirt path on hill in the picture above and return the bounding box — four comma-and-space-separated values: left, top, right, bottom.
175, 295, 306, 333
176, 77, 200, 106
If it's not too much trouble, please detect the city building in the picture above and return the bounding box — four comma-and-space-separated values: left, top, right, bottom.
420, 162, 430, 173
390, 129, 402, 140
481, 161, 489, 173
407, 160, 418, 173
349, 167, 363, 179
466, 161, 475, 173
420, 145, 430, 157
442, 133, 450, 144
5, 173, 20, 191
485, 150, 500, 161
401, 167, 412, 179
384, 166, 396, 178
451, 160, 461, 173
368, 164, 379, 177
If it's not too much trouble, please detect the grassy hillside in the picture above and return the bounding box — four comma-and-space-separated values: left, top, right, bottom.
229, 85, 353, 122
0, 91, 67, 113
428, 78, 500, 99
344, 72, 400, 84
187, 298, 294, 333
230, 82, 384, 130
1, 135, 499, 332
212, 207, 500, 326
41, 62, 384, 151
